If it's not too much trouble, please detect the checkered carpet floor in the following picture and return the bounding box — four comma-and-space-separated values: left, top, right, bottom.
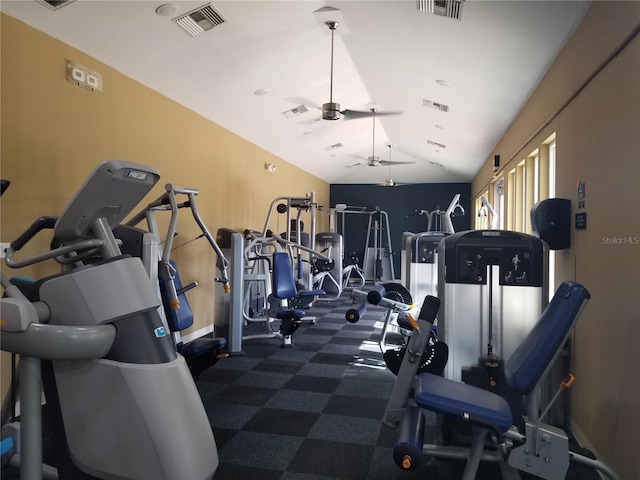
198, 293, 502, 480
1, 292, 602, 480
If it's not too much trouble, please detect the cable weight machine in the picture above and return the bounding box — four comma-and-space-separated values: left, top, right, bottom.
334, 205, 395, 283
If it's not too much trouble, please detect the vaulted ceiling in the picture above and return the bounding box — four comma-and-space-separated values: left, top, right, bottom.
1, 0, 591, 184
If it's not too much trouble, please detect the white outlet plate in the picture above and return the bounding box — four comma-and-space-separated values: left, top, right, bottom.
66, 61, 102, 92
85, 70, 103, 91
0, 243, 10, 259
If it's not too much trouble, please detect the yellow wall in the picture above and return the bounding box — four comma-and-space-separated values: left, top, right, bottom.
0, 14, 329, 399
472, 3, 640, 478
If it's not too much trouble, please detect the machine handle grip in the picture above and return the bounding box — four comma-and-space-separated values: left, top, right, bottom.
408, 314, 419, 330
10, 216, 58, 251
560, 374, 575, 389
176, 282, 197, 296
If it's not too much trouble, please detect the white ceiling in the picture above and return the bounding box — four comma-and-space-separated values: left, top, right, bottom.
1, 0, 591, 185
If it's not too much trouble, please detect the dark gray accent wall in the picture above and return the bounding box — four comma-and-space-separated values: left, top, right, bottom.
329, 183, 472, 279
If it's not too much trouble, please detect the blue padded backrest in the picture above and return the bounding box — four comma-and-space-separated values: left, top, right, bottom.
272, 252, 298, 299
158, 260, 195, 332
504, 281, 590, 395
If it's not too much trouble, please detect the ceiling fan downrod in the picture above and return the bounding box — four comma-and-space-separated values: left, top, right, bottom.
322, 21, 341, 121
367, 108, 379, 165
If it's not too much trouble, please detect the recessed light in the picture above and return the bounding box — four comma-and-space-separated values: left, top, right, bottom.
436, 79, 451, 87
254, 89, 268, 96
156, 3, 178, 17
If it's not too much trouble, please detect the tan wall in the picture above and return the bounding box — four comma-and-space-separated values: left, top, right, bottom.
1, 14, 329, 399
473, 3, 640, 478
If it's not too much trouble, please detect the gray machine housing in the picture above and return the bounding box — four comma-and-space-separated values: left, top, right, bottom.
438, 230, 548, 383
404, 231, 449, 304
5, 160, 219, 480
214, 227, 245, 355
43, 259, 217, 480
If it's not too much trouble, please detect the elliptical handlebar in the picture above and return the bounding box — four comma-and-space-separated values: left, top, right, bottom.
8, 216, 58, 252
5, 237, 107, 269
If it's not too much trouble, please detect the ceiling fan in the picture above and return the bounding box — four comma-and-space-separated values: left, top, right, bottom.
380, 144, 414, 186
321, 21, 402, 121
353, 113, 417, 169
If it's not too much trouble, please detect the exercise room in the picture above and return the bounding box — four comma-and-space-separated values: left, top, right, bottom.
1, 1, 638, 479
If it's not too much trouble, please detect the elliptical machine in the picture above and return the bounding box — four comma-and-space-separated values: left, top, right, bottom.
1, 161, 218, 479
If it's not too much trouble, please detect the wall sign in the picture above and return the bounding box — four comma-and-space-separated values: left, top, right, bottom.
577, 180, 586, 209
575, 212, 587, 230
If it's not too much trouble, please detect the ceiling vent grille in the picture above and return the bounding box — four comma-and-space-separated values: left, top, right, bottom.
173, 4, 226, 37
282, 105, 309, 119
416, 0, 464, 20
423, 99, 450, 113
324, 143, 344, 152
36, 0, 75, 11
427, 140, 447, 149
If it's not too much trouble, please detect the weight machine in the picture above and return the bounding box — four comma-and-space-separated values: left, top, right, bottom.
388, 282, 621, 480
334, 204, 395, 283
401, 194, 464, 319
413, 193, 465, 235
263, 193, 318, 290
121, 183, 230, 378
214, 192, 333, 353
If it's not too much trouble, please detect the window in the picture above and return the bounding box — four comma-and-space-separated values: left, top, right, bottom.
496, 178, 505, 230
545, 138, 556, 297
473, 133, 557, 296
548, 140, 556, 197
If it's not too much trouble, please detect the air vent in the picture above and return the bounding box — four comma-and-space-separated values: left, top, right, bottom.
423, 99, 450, 113
36, 0, 75, 10
282, 105, 309, 119
416, 0, 464, 20
427, 140, 447, 149
173, 4, 226, 37
324, 143, 344, 152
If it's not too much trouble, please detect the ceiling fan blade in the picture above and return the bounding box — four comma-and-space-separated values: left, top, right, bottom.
379, 180, 413, 187
341, 109, 403, 120
379, 160, 416, 166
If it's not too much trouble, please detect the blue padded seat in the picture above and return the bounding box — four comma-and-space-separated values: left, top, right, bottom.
270, 252, 324, 321
275, 308, 305, 320
415, 281, 590, 433
416, 373, 513, 432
